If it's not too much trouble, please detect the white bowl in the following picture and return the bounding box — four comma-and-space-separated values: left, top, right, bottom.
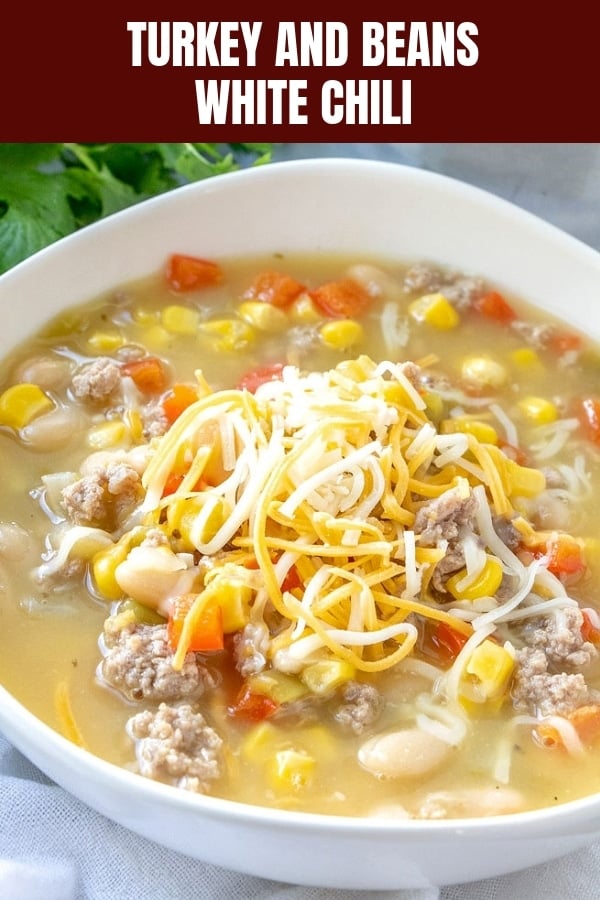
1, 158, 600, 890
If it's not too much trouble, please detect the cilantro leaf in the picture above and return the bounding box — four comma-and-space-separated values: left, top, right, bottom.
0, 168, 78, 271
0, 142, 273, 275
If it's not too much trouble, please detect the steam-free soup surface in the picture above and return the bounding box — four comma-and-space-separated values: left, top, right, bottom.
1, 251, 600, 819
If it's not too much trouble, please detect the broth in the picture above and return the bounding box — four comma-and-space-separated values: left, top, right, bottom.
1, 251, 600, 819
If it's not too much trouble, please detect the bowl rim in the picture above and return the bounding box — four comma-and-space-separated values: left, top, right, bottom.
2, 156, 600, 284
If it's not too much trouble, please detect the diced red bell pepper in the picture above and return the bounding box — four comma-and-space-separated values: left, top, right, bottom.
236, 362, 286, 393
228, 683, 279, 721
166, 254, 223, 292
162, 383, 199, 425
475, 291, 517, 324
547, 330, 583, 355
573, 396, 600, 445
281, 564, 303, 593
581, 610, 600, 645
547, 538, 586, 578
121, 356, 168, 395
161, 472, 209, 497
241, 270, 305, 308
537, 704, 600, 749
162, 472, 185, 497
167, 594, 224, 653
310, 278, 372, 318
532, 535, 586, 579
429, 621, 469, 663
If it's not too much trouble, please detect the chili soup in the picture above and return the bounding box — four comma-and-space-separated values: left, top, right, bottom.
1, 250, 599, 820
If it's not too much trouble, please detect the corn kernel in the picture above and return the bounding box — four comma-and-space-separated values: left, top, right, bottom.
240, 721, 281, 763
465, 639, 515, 701
300, 658, 356, 694
289, 293, 321, 323
86, 420, 126, 449
249, 670, 308, 704
124, 409, 143, 442
221, 596, 248, 634
505, 457, 546, 497
87, 332, 124, 352
198, 318, 255, 351
518, 396, 558, 425
440, 417, 499, 444
409, 293, 459, 330
166, 495, 231, 550
203, 570, 252, 633
166, 496, 202, 546
0, 383, 54, 430
190, 495, 231, 547
461, 356, 507, 389
161, 304, 201, 335
510, 347, 544, 370
118, 598, 165, 626
423, 391, 444, 423
92, 543, 129, 600
133, 308, 158, 326
237, 301, 288, 333
268, 748, 316, 791
140, 325, 171, 349
446, 555, 504, 601
319, 319, 364, 350
91, 527, 148, 600
106, 607, 137, 633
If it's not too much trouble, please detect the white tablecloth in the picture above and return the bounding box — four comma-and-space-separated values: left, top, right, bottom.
2, 143, 600, 899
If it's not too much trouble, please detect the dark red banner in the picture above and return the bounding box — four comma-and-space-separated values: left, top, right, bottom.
2, 3, 596, 140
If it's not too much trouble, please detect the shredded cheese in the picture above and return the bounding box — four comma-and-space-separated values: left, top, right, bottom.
112, 356, 562, 685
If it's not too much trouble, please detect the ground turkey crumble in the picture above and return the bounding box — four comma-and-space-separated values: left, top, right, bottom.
127, 702, 224, 793
511, 647, 592, 717
233, 622, 269, 678
526, 606, 597, 668
61, 462, 143, 529
511, 608, 599, 717
334, 681, 384, 734
71, 357, 122, 404
402, 264, 485, 311
141, 403, 170, 439
100, 622, 216, 703
414, 487, 478, 593
414, 488, 478, 546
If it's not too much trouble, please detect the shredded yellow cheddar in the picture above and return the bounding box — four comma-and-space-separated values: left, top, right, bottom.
135, 355, 545, 671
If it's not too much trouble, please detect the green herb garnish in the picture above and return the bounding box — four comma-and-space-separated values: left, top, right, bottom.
0, 142, 273, 275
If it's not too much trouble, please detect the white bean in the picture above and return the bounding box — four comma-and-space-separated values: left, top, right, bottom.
358, 727, 451, 780
346, 263, 401, 300
531, 491, 571, 531
368, 803, 412, 819
418, 786, 524, 818
80, 445, 152, 477
0, 522, 34, 560
16, 355, 72, 391
461, 355, 508, 389
115, 544, 197, 611
40, 471, 78, 517
21, 406, 87, 451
